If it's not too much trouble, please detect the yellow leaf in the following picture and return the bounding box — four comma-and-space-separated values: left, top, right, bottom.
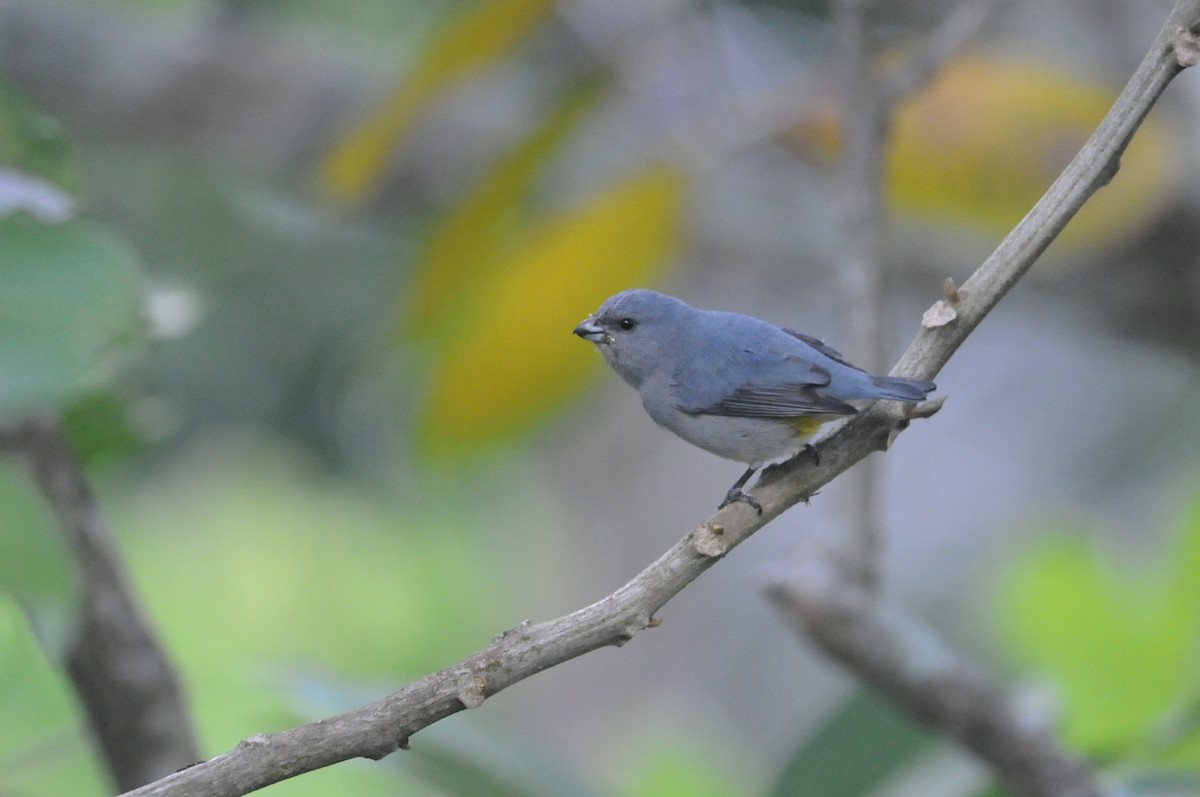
318, 0, 555, 204
418, 168, 686, 456
790, 56, 1179, 253
888, 57, 1176, 251
405, 83, 601, 338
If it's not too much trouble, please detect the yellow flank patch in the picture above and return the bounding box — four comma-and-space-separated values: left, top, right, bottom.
792, 416, 826, 438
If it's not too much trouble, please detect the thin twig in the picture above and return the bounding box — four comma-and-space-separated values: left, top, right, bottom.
828, 0, 1006, 591
832, 0, 890, 591
0, 417, 201, 790
111, 4, 1200, 794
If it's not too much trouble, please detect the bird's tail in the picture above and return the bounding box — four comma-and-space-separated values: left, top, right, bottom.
869, 375, 936, 402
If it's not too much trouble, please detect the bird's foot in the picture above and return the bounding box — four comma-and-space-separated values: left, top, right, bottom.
719, 488, 762, 515
802, 442, 820, 466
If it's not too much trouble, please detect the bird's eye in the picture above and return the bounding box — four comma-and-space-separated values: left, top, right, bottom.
618, 317, 637, 331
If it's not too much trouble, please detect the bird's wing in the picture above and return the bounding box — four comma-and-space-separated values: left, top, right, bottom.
714, 380, 859, 418
675, 350, 858, 418
783, 329, 868, 373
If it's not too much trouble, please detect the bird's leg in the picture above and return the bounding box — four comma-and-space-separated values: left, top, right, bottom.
719, 466, 762, 515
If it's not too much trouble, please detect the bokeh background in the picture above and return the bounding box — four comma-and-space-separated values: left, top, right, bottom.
3, 0, 1200, 795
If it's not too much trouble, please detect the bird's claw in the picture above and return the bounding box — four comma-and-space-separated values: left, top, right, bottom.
719, 488, 762, 515
803, 443, 820, 466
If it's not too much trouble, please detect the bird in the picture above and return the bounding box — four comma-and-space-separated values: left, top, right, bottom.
573, 289, 935, 513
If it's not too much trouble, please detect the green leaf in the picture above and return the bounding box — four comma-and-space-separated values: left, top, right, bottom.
0, 215, 145, 415
770, 689, 934, 797
0, 78, 74, 191
998, 505, 1200, 759
620, 742, 739, 797
60, 391, 146, 466
0, 597, 107, 796
0, 459, 73, 610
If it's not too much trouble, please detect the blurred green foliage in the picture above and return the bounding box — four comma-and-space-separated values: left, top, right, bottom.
0, 78, 73, 190
771, 690, 933, 797
999, 495, 1200, 777
0, 76, 145, 419
0, 216, 144, 413
115, 433, 526, 796
0, 461, 72, 612
0, 597, 107, 796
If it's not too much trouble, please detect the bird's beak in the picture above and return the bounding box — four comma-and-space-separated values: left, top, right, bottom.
573, 317, 605, 343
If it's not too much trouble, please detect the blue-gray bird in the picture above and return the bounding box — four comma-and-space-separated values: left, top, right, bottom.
573, 289, 935, 513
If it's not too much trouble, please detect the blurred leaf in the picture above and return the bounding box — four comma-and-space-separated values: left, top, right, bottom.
791, 56, 1178, 254
998, 498, 1200, 760
620, 742, 738, 797
889, 57, 1175, 252
0, 596, 106, 797
0, 77, 74, 192
406, 83, 603, 338
60, 391, 146, 465
401, 717, 609, 797
120, 432, 517, 678
318, 0, 555, 203
417, 167, 685, 456
770, 689, 934, 797
0, 460, 73, 610
0, 216, 145, 416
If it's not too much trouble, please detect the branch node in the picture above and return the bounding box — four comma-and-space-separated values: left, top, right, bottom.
692, 522, 730, 558
922, 299, 958, 329
905, 396, 945, 421
1174, 26, 1200, 66
943, 277, 961, 304
492, 619, 533, 644
455, 670, 486, 709
614, 612, 655, 645
236, 734, 269, 751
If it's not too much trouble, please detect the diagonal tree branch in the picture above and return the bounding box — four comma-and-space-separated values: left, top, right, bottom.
0, 416, 201, 791
117, 2, 1200, 795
